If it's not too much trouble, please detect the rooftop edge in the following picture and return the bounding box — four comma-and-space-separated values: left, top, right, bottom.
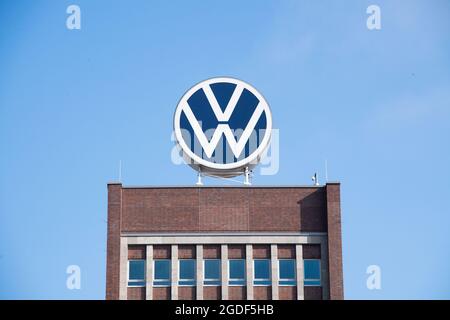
107, 182, 340, 188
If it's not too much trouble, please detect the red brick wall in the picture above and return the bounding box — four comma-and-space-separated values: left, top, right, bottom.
279, 286, 296, 300
253, 245, 270, 259
303, 244, 321, 259
179, 287, 196, 300
127, 287, 145, 300
203, 245, 221, 259
204, 286, 221, 300
128, 245, 146, 259
326, 183, 344, 300
178, 245, 196, 259
254, 287, 271, 300
121, 188, 199, 232
120, 188, 327, 233
106, 183, 122, 300
153, 287, 171, 300
229, 287, 246, 300
278, 245, 295, 259
228, 245, 245, 259
153, 245, 171, 259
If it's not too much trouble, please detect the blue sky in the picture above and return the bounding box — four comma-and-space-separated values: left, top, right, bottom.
1, 0, 449, 299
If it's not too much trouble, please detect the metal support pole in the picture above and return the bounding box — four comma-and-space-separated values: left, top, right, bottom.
244, 167, 251, 185
196, 171, 203, 186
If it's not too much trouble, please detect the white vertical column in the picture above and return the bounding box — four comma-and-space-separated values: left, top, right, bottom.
196, 245, 203, 300
221, 245, 228, 300
171, 245, 178, 300
271, 244, 278, 300
146, 245, 153, 300
296, 244, 304, 300
119, 237, 128, 300
320, 240, 330, 300
246, 244, 253, 300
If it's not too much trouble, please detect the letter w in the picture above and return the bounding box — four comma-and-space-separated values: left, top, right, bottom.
181, 84, 264, 158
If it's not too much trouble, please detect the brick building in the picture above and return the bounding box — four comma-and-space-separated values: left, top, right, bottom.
105, 182, 344, 300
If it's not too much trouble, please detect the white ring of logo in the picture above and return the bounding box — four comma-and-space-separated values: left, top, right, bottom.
173, 77, 272, 171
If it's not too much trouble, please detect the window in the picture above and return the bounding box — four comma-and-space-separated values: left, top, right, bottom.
179, 259, 196, 286
154, 259, 171, 286
304, 259, 321, 286
204, 259, 221, 285
128, 260, 145, 287
279, 259, 296, 286
253, 259, 271, 286
228, 259, 246, 286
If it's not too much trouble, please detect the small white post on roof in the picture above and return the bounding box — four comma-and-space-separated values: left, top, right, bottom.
244, 167, 251, 185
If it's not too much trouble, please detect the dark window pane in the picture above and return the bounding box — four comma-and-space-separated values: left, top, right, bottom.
304, 279, 321, 286
279, 259, 296, 280
154, 260, 170, 280
229, 259, 245, 280
280, 280, 296, 286
254, 259, 270, 280
129, 260, 145, 280
179, 259, 196, 284
204, 259, 221, 280
304, 260, 321, 280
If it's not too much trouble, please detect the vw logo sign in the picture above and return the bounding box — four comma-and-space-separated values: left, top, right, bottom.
174, 77, 272, 176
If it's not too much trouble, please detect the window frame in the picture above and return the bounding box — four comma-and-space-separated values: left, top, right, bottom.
228, 259, 246, 286
253, 259, 271, 286
178, 259, 196, 287
303, 259, 321, 287
127, 259, 146, 287
203, 259, 221, 286
153, 259, 171, 287
278, 259, 296, 286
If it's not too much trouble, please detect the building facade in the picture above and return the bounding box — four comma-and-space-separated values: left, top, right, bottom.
106, 182, 344, 300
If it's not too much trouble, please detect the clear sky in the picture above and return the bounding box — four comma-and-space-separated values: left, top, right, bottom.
1, 0, 449, 299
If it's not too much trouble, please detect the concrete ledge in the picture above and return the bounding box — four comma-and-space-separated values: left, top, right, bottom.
125, 235, 326, 245
122, 232, 327, 237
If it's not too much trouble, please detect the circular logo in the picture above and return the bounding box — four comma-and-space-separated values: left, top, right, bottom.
174, 77, 272, 176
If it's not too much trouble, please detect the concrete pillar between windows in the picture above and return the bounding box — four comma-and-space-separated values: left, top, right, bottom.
320, 240, 330, 300
295, 244, 304, 300
246, 244, 253, 300
196, 245, 203, 300
119, 237, 128, 300
271, 244, 279, 300
221, 244, 228, 300
171, 245, 178, 300
146, 245, 153, 300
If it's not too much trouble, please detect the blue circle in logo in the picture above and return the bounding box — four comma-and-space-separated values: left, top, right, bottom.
174, 77, 272, 174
